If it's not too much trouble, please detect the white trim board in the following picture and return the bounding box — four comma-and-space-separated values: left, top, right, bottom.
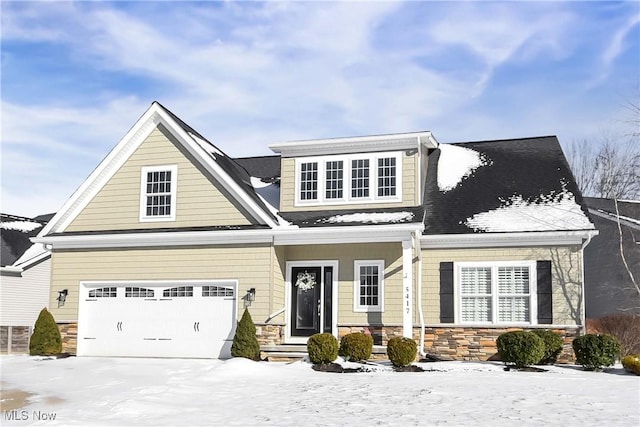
421, 230, 598, 249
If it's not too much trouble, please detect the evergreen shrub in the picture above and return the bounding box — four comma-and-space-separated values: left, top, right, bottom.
621, 354, 640, 375
572, 334, 620, 371
29, 308, 62, 356
231, 309, 260, 360
496, 331, 545, 368
532, 329, 563, 365
307, 333, 339, 364
387, 337, 417, 367
339, 332, 373, 362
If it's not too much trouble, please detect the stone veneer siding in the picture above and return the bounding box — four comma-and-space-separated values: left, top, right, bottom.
0, 326, 32, 354
58, 323, 78, 355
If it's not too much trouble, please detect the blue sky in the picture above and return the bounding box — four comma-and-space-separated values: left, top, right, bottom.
1, 1, 638, 217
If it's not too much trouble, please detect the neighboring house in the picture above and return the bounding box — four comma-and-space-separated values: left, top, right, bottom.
34, 102, 597, 361
1, 213, 53, 353
583, 197, 640, 318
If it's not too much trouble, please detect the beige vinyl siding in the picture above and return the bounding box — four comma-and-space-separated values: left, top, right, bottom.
48, 244, 273, 323
67, 125, 253, 232
0, 259, 51, 326
282, 243, 403, 325
421, 246, 583, 326
280, 150, 419, 212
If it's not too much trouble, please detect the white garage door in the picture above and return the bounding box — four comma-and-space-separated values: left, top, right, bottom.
77, 281, 237, 358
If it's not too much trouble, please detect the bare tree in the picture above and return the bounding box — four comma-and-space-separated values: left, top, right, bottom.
567, 134, 639, 200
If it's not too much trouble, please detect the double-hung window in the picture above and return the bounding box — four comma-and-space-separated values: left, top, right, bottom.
295, 153, 401, 206
457, 262, 536, 324
354, 260, 385, 312
140, 165, 177, 221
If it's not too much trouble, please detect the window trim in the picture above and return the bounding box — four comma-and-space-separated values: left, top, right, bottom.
353, 260, 385, 313
139, 165, 178, 222
294, 152, 402, 207
454, 261, 537, 325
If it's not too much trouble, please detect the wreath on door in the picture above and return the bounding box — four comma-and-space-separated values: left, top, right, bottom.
295, 271, 316, 291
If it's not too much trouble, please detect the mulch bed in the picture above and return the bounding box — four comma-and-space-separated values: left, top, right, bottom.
503, 366, 548, 372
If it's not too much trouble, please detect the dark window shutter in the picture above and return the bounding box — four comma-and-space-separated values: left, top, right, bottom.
440, 262, 454, 323
537, 260, 552, 324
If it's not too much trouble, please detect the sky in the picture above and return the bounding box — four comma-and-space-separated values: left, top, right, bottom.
1, 1, 639, 218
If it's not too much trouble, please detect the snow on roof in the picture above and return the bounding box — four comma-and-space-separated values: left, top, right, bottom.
316, 211, 415, 224
0, 220, 42, 232
596, 210, 640, 226
187, 131, 224, 157
437, 144, 491, 192
464, 188, 594, 232
13, 242, 49, 268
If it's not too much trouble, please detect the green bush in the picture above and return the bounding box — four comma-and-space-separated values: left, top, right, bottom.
621, 354, 640, 375
339, 332, 373, 362
307, 333, 339, 364
532, 329, 563, 365
572, 334, 620, 371
29, 308, 62, 356
387, 337, 417, 367
231, 309, 260, 360
496, 331, 545, 368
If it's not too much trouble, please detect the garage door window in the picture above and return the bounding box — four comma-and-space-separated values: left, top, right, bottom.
125, 287, 154, 298
202, 286, 234, 297
89, 287, 117, 298
163, 286, 193, 297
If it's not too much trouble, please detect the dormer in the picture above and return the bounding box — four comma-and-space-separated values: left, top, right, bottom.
270, 132, 438, 212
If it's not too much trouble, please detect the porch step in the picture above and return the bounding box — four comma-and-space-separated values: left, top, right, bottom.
260, 344, 388, 362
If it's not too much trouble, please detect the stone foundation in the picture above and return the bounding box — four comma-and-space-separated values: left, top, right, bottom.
58, 323, 78, 355
421, 326, 580, 363
0, 326, 32, 354
255, 324, 284, 346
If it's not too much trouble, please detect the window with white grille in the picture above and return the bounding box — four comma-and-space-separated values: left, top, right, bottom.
163, 286, 194, 297
140, 165, 177, 221
354, 260, 384, 312
325, 160, 344, 199
377, 157, 396, 197
88, 287, 117, 298
125, 287, 155, 298
351, 159, 370, 198
202, 286, 234, 297
456, 262, 535, 324
300, 162, 318, 201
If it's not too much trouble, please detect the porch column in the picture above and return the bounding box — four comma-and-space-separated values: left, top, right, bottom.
402, 239, 413, 338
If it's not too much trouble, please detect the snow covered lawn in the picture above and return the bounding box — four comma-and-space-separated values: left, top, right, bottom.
1, 355, 638, 426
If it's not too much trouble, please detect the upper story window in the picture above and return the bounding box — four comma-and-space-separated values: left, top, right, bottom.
139, 165, 177, 222
295, 152, 402, 207
456, 262, 536, 324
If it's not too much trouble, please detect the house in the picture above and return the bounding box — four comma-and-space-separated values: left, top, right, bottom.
33, 102, 597, 361
583, 197, 640, 318
1, 213, 53, 353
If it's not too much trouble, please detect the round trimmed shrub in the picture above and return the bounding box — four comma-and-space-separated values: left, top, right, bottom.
496, 331, 545, 368
231, 309, 260, 360
572, 334, 620, 371
29, 307, 62, 356
339, 332, 373, 362
387, 337, 417, 367
621, 354, 640, 375
532, 329, 563, 365
307, 333, 339, 364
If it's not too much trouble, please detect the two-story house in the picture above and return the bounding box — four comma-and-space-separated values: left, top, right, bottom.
34, 102, 597, 360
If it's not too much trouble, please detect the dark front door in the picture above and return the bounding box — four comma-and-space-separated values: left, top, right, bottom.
291, 267, 322, 337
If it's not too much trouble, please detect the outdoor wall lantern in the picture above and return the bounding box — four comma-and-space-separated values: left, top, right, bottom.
244, 288, 256, 307
57, 289, 68, 308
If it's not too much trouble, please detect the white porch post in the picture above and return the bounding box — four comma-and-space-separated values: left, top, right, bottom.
402, 239, 413, 338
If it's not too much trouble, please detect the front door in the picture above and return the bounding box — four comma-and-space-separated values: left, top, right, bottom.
290, 266, 322, 337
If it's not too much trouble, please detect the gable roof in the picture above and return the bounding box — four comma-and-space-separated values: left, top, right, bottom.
1, 213, 50, 268
40, 102, 279, 237
423, 136, 595, 235
583, 197, 640, 230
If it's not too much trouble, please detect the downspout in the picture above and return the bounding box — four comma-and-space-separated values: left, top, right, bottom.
414, 230, 426, 356
579, 233, 594, 334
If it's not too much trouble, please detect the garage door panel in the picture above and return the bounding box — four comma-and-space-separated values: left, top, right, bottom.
77, 282, 237, 359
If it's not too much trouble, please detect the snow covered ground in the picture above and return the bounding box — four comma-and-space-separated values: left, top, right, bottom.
1, 355, 638, 426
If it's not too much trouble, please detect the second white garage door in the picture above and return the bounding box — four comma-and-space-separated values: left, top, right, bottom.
77, 280, 237, 359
